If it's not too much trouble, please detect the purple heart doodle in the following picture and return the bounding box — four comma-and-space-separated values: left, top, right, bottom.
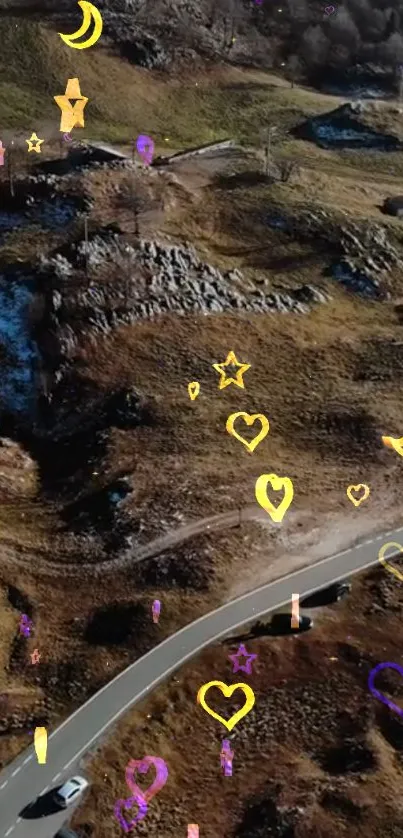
114, 793, 148, 832
368, 662, 403, 717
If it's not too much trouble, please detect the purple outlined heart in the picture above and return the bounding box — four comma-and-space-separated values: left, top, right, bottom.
368, 662, 403, 717
114, 794, 147, 832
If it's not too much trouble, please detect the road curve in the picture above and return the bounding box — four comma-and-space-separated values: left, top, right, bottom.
0, 525, 402, 838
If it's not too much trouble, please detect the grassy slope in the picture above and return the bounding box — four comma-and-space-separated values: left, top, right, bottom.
0, 19, 336, 144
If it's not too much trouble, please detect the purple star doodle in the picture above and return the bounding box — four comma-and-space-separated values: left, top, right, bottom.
228, 643, 257, 675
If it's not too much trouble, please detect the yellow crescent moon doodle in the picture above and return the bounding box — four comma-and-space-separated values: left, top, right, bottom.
59, 1, 103, 50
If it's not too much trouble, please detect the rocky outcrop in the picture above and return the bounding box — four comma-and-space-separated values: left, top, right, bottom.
39, 233, 330, 357
267, 206, 401, 298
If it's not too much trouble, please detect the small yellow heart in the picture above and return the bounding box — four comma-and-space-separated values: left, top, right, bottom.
346, 484, 370, 507
197, 680, 255, 731
226, 412, 270, 453
378, 542, 403, 582
255, 473, 294, 523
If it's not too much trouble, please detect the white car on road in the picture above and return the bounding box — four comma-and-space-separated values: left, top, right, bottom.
53, 776, 89, 809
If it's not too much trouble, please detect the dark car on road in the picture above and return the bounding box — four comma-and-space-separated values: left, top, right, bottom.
301, 581, 351, 609
269, 613, 313, 635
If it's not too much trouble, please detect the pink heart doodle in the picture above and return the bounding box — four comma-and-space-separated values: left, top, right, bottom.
114, 755, 169, 831
125, 755, 169, 803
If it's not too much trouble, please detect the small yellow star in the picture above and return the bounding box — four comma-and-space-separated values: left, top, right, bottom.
212, 350, 251, 390
26, 132, 44, 153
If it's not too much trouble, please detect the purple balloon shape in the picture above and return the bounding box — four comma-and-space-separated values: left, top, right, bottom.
368, 662, 403, 717
136, 135, 154, 166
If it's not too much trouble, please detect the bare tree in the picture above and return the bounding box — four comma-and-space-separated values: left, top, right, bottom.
7, 140, 14, 198
285, 55, 303, 88
212, 0, 243, 52
381, 32, 403, 75
278, 160, 298, 182
119, 175, 156, 238
300, 25, 330, 69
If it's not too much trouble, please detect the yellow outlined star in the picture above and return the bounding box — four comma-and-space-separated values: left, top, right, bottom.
212, 351, 251, 390
26, 132, 44, 153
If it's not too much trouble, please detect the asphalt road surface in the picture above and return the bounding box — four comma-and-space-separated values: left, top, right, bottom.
0, 526, 401, 838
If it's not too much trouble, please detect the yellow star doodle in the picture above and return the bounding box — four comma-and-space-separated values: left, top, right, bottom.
26, 132, 44, 153
212, 351, 251, 390
54, 78, 88, 133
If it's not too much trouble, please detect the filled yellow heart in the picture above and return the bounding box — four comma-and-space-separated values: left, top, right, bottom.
346, 484, 370, 507
378, 542, 403, 582
255, 473, 294, 523
197, 680, 255, 731
226, 412, 270, 453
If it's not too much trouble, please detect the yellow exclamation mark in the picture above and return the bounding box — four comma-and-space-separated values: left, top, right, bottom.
34, 726, 48, 764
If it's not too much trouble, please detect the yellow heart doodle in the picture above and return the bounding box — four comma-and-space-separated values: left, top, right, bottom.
255, 473, 294, 523
346, 484, 370, 507
197, 680, 255, 731
378, 542, 403, 582
226, 412, 270, 454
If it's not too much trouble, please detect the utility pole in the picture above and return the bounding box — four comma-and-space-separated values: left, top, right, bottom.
7, 140, 14, 198
262, 126, 277, 175
398, 65, 403, 114
84, 214, 89, 276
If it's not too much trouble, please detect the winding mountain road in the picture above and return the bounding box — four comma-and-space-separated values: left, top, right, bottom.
0, 525, 401, 838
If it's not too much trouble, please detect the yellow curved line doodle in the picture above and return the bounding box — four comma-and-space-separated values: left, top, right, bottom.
378, 542, 403, 582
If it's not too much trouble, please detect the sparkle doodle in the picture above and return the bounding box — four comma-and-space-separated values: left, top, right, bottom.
220, 739, 234, 775
114, 755, 169, 832
152, 599, 161, 623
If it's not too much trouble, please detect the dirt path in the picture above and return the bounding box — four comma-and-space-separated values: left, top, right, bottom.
0, 505, 265, 578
